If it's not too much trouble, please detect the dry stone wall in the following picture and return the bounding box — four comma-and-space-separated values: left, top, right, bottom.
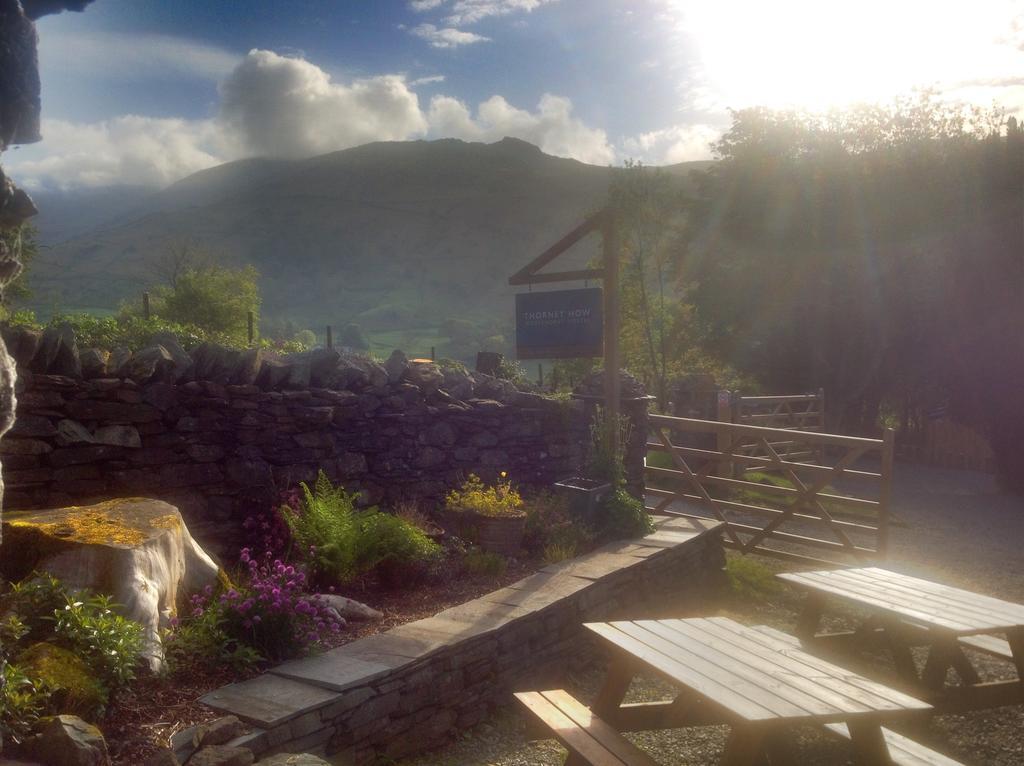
0, 334, 614, 554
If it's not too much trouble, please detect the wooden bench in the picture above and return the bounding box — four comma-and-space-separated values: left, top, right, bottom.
514, 689, 659, 766
751, 625, 966, 766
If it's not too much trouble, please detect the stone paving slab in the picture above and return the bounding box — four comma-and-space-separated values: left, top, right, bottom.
435, 599, 530, 629
540, 552, 641, 580
591, 541, 665, 558
200, 674, 341, 728
387, 614, 500, 644
270, 647, 402, 692
339, 631, 449, 661
502, 570, 594, 597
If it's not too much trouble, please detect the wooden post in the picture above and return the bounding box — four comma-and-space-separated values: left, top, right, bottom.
247, 311, 254, 347
602, 213, 621, 460
538, 363, 543, 387
716, 390, 735, 477
430, 346, 435, 361
877, 427, 895, 559
142, 292, 151, 320
326, 325, 333, 349
816, 387, 826, 464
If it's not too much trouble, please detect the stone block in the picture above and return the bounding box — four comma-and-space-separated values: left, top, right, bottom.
200, 675, 342, 729
270, 650, 399, 693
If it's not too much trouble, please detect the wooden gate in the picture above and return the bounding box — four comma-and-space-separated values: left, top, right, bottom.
646, 414, 894, 565
721, 390, 826, 467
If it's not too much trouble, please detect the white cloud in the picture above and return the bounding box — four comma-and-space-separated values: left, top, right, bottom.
409, 74, 447, 87
9, 116, 226, 190
409, 0, 445, 10
427, 93, 614, 164
219, 50, 428, 159
40, 29, 239, 82
410, 23, 490, 48
620, 124, 720, 164
444, 0, 558, 25
7, 49, 622, 189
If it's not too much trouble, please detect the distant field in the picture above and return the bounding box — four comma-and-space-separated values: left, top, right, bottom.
366, 328, 450, 360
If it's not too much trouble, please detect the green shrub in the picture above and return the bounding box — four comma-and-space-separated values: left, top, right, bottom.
523, 490, 592, 556
354, 513, 442, 584
598, 489, 654, 541
163, 607, 263, 675
445, 474, 524, 518
51, 593, 144, 692
281, 471, 442, 587
462, 549, 507, 578
543, 543, 576, 564
280, 472, 360, 583
15, 643, 107, 718
1, 574, 68, 646
0, 660, 51, 746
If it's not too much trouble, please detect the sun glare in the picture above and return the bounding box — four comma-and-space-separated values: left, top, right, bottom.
669, 0, 1024, 112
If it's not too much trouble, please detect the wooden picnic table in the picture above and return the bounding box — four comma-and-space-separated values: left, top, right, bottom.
778, 566, 1024, 711
582, 616, 934, 765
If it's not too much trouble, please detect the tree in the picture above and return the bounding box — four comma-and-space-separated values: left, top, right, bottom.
679, 92, 1024, 485
607, 162, 737, 406
0, 222, 37, 309
142, 261, 261, 347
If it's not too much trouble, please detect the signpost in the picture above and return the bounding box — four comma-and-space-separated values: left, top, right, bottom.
508, 210, 621, 455
514, 287, 603, 359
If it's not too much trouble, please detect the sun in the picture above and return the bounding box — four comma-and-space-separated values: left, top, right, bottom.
665, 0, 1024, 112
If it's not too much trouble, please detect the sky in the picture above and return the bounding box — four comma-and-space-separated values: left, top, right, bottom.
7, 0, 1024, 190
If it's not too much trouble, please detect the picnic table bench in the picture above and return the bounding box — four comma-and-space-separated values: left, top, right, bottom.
779, 566, 1024, 711
517, 616, 961, 765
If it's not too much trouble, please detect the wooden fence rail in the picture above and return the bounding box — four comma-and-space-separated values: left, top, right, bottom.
646, 414, 894, 566
721, 389, 826, 468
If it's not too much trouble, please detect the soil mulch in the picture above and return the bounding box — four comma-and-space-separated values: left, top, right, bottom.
103, 556, 543, 766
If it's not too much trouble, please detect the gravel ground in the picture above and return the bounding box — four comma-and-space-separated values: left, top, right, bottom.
391, 463, 1024, 766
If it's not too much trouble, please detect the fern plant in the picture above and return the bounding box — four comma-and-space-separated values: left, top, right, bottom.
280, 471, 360, 583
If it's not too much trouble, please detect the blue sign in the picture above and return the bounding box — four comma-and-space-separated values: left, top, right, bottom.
515, 288, 603, 359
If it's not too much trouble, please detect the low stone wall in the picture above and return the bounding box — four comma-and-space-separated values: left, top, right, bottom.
1, 370, 593, 554
202, 517, 723, 764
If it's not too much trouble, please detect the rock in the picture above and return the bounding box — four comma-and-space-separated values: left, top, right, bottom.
318, 594, 383, 621
21, 715, 109, 766
303, 348, 342, 388
191, 343, 242, 384
231, 348, 263, 386
15, 643, 107, 719
335, 354, 387, 390
79, 348, 109, 379
384, 349, 408, 384
475, 350, 503, 376
1, 323, 41, 368
143, 748, 180, 766
55, 419, 95, 446
440, 366, 474, 401
256, 755, 331, 765
188, 746, 253, 766
31, 324, 80, 378
127, 345, 175, 383
93, 425, 141, 448
197, 716, 247, 747
10, 413, 56, 438
472, 373, 517, 403
255, 355, 289, 390
170, 716, 246, 763
151, 332, 193, 382
106, 347, 132, 377
0, 499, 220, 672
403, 360, 443, 391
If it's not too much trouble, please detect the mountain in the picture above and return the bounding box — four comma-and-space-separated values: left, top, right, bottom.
27, 138, 710, 341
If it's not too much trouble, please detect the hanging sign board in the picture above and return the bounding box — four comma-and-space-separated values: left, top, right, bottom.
515, 287, 603, 359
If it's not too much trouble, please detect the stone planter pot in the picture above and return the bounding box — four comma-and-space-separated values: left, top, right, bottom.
472, 513, 527, 556
554, 477, 613, 525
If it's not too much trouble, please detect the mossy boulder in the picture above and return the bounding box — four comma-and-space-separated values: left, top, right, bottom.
0, 498, 220, 672
16, 643, 107, 718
